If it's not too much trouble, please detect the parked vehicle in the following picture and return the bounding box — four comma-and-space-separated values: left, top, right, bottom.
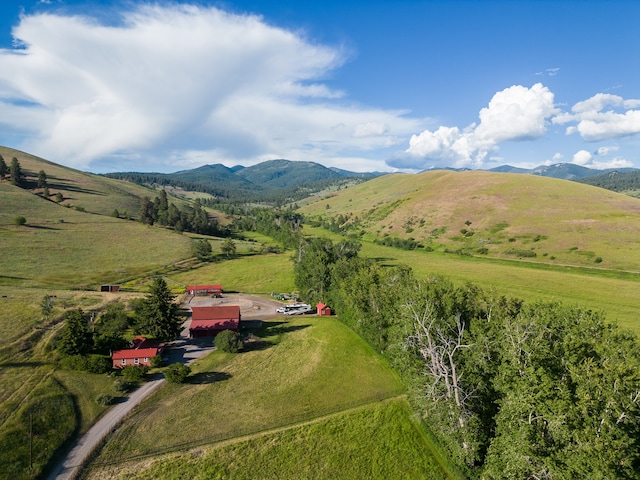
277, 303, 312, 315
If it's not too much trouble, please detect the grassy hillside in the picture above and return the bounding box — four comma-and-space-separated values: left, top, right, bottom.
0, 182, 192, 289
86, 317, 452, 479
0, 146, 163, 217
87, 399, 449, 480
299, 170, 640, 271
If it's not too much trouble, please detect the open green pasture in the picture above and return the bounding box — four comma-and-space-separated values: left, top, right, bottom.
170, 251, 296, 294
304, 226, 640, 336
90, 317, 406, 464
0, 184, 192, 288
86, 399, 452, 480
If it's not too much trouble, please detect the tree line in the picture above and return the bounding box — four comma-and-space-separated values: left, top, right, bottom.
231, 207, 304, 249
138, 190, 225, 236
294, 237, 640, 479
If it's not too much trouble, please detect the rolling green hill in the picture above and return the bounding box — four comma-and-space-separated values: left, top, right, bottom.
298, 169, 640, 271
0, 146, 163, 217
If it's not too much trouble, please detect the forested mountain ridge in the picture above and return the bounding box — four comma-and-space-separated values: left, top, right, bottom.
489, 162, 638, 180
103, 159, 378, 203
577, 169, 640, 195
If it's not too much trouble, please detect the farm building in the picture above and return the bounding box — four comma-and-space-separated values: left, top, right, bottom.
316, 303, 332, 316
186, 284, 223, 297
100, 284, 120, 292
111, 337, 163, 369
189, 305, 241, 337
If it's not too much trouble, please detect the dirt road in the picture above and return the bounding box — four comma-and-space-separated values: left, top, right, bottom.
47, 294, 284, 480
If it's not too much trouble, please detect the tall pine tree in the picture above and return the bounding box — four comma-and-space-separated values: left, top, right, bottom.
135, 277, 181, 341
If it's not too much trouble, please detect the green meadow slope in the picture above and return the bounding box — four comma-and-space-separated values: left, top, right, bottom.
0, 146, 162, 217
85, 317, 452, 480
299, 170, 640, 271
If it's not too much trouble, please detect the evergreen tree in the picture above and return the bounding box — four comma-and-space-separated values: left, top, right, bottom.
37, 170, 47, 188
9, 157, 23, 186
139, 196, 156, 225
0, 154, 7, 180
135, 278, 181, 341
57, 309, 92, 356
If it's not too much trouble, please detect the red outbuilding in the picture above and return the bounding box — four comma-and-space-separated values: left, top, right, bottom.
186, 285, 223, 297
111, 337, 163, 369
316, 303, 332, 316
189, 305, 241, 337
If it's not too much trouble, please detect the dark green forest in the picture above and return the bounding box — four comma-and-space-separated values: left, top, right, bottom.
578, 170, 640, 193
294, 237, 640, 479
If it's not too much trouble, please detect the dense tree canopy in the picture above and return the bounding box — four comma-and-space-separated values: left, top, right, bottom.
294, 237, 640, 478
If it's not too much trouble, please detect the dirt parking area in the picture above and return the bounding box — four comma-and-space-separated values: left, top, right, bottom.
183, 293, 286, 319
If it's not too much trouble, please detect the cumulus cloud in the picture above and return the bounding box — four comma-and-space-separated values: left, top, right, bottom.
571, 148, 632, 170
572, 150, 592, 166
553, 93, 640, 142
595, 146, 619, 156
395, 83, 557, 169
0, 4, 422, 171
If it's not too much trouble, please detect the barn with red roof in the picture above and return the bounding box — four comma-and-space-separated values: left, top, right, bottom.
189, 305, 241, 337
111, 336, 163, 369
186, 284, 223, 297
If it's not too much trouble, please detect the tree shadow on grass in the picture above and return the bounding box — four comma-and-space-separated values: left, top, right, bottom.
188, 371, 232, 385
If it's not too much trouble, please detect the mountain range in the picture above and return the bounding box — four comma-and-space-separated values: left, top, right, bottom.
104, 158, 638, 197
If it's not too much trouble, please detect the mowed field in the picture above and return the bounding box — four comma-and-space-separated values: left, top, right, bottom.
85, 317, 452, 480
305, 225, 640, 336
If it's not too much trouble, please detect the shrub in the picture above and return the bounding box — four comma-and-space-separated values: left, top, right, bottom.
150, 355, 164, 368
60, 355, 88, 371
14, 216, 26, 226
215, 330, 243, 353
594, 257, 603, 263
164, 363, 191, 383
85, 354, 112, 374
96, 394, 114, 406
121, 365, 149, 382
112, 378, 133, 393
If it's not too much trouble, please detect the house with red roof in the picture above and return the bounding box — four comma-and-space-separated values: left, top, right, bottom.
111, 336, 163, 369
189, 305, 241, 337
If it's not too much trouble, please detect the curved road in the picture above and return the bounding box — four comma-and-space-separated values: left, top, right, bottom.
47, 294, 283, 480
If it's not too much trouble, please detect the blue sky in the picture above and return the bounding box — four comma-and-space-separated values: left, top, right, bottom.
0, 0, 638, 173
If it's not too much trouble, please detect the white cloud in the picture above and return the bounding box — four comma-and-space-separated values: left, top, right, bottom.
595, 146, 619, 156
0, 4, 423, 172
553, 93, 640, 142
353, 122, 387, 137
571, 148, 632, 170
396, 83, 557, 169
572, 150, 592, 166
